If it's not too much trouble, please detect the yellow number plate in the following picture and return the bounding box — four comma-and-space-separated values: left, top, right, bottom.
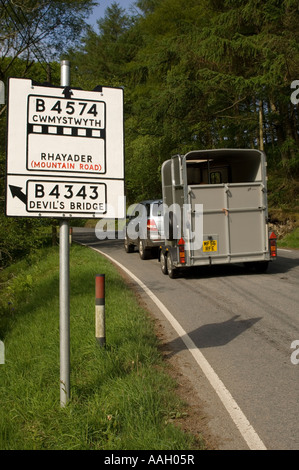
203, 240, 218, 252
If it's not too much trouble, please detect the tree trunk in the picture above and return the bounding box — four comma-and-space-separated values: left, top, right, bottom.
258, 100, 264, 151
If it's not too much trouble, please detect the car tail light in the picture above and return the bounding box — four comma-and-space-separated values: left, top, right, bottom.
269, 232, 277, 258
178, 237, 186, 264
147, 219, 158, 232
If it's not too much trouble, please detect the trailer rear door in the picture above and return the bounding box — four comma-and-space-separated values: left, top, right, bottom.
188, 182, 268, 265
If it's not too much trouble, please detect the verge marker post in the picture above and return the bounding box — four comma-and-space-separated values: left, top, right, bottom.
95, 275, 105, 347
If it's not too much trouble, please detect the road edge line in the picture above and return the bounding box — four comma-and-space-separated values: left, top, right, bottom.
90, 246, 267, 451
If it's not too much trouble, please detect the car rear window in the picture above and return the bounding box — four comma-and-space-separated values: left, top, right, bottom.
152, 202, 163, 217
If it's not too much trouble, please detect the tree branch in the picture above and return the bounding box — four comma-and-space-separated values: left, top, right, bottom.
215, 97, 246, 114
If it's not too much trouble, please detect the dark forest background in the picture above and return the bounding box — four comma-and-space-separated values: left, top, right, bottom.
1, 0, 298, 265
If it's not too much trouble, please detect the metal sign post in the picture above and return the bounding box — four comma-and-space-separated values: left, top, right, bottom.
59, 218, 70, 406
59, 61, 70, 407
1, 81, 5, 364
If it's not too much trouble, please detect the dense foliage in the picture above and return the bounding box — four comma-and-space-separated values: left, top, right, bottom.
0, 0, 299, 265
0, 0, 95, 267
68, 0, 299, 202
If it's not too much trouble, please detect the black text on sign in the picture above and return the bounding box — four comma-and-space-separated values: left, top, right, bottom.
26, 181, 107, 214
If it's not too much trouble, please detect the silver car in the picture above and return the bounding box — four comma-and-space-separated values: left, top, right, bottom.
124, 199, 164, 259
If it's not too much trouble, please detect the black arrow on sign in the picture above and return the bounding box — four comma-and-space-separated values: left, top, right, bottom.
62, 86, 73, 99
9, 185, 27, 205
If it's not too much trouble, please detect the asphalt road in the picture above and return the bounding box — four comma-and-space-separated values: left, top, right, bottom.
73, 227, 299, 450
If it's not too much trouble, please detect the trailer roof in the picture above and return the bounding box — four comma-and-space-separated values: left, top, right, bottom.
183, 148, 263, 162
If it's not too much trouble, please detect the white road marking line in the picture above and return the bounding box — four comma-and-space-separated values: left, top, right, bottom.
91, 246, 267, 451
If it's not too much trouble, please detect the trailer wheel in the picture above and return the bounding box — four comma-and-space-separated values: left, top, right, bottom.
167, 252, 178, 279
244, 261, 269, 273
160, 252, 168, 275
253, 261, 269, 273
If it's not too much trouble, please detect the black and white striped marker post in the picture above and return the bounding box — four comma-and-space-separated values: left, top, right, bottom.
95, 274, 105, 347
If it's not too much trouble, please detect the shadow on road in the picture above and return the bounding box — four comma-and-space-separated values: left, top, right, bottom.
160, 315, 262, 358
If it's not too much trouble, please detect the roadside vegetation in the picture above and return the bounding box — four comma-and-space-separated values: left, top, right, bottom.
268, 174, 299, 249
277, 228, 299, 250
0, 244, 205, 450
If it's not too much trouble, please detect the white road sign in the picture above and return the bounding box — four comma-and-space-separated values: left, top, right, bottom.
6, 78, 125, 218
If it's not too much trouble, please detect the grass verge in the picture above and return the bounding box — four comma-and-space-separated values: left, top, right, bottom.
277, 227, 299, 250
0, 244, 204, 450
268, 170, 299, 249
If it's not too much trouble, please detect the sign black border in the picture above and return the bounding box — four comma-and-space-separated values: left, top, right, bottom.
5, 78, 125, 219
26, 179, 108, 215
26, 93, 107, 176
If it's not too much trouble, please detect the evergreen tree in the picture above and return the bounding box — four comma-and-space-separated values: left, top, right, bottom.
67, 0, 299, 202
68, 3, 137, 89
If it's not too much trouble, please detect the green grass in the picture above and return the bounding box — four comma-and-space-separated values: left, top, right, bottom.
277, 227, 299, 250
0, 244, 204, 450
267, 170, 299, 249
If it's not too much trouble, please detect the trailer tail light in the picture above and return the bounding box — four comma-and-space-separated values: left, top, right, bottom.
178, 238, 186, 264
269, 232, 277, 258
